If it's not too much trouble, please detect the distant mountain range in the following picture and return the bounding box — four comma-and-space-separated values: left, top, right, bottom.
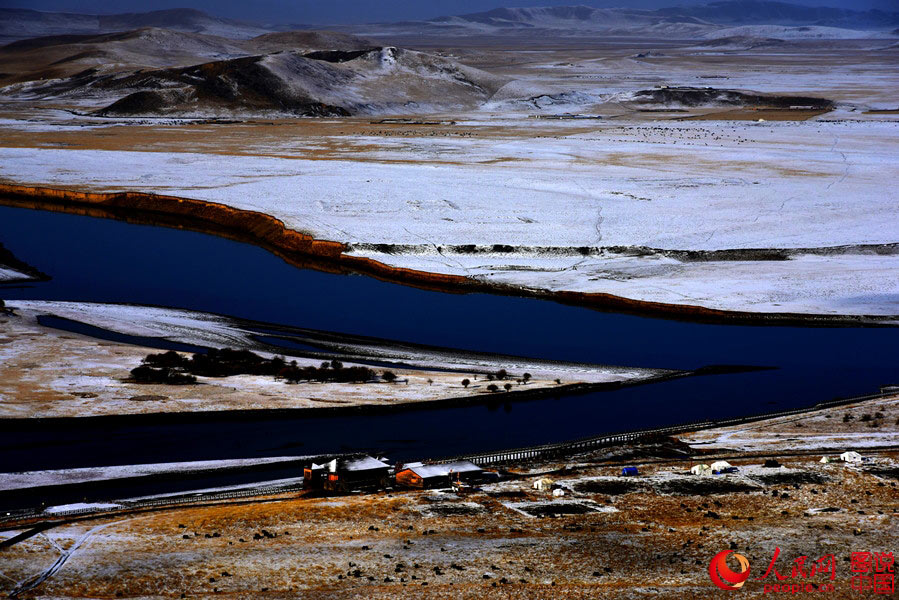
440, 2, 899, 30
1, 1, 897, 45
0, 7, 270, 43
405, 1, 899, 37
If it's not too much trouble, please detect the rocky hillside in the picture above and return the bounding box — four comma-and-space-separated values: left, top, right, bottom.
0, 28, 376, 85
5, 45, 508, 117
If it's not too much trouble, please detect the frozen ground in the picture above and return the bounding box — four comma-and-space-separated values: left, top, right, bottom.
0, 41, 896, 318
0, 301, 668, 418
1, 115, 897, 317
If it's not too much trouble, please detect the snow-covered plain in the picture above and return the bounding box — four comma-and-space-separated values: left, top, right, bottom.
1, 115, 897, 317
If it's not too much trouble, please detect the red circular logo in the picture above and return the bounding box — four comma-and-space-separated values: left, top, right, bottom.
709, 550, 751, 590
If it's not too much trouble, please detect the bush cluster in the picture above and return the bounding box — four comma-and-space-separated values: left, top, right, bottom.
131, 350, 383, 385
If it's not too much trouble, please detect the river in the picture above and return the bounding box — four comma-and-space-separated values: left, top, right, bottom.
1, 204, 896, 470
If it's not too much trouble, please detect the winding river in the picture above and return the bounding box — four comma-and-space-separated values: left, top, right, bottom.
1, 204, 897, 471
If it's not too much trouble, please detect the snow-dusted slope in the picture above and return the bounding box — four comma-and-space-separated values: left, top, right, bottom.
2, 46, 508, 117
0, 27, 379, 85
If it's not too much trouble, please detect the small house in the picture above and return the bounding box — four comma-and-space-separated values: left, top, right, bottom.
322, 455, 390, 493
621, 467, 639, 477
396, 461, 484, 489
303, 463, 327, 490
840, 451, 863, 464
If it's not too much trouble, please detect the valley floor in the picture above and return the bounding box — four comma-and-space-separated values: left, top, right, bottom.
1, 41, 897, 320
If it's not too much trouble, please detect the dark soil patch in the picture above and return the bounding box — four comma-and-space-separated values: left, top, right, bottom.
304, 49, 377, 63
653, 478, 758, 495
749, 471, 830, 486
129, 395, 170, 402
632, 87, 832, 109
866, 467, 899, 481
521, 502, 599, 517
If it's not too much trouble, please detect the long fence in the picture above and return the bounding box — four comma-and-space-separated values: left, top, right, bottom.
432, 390, 896, 466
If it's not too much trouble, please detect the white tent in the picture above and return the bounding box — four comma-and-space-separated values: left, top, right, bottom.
552, 488, 566, 497
820, 456, 833, 464
533, 478, 554, 491
710, 460, 733, 472
690, 464, 712, 476
840, 451, 863, 463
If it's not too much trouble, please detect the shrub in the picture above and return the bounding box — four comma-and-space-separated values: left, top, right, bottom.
130, 365, 196, 385
143, 350, 188, 369
280, 364, 374, 383
134, 348, 374, 385
382, 371, 397, 383
487, 384, 499, 393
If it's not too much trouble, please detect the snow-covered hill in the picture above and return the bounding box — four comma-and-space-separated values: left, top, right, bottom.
0, 27, 376, 85
2, 46, 509, 117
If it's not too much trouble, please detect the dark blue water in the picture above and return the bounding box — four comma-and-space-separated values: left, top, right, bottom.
0, 204, 896, 469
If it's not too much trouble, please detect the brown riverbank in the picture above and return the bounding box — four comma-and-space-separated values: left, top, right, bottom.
0, 183, 893, 327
